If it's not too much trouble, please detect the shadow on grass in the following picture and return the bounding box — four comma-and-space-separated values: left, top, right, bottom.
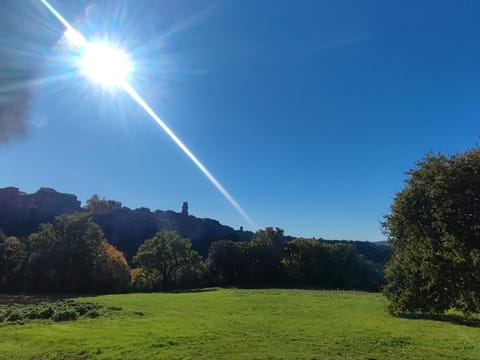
0, 294, 57, 305
399, 312, 480, 327
64, 288, 220, 299
166, 287, 219, 294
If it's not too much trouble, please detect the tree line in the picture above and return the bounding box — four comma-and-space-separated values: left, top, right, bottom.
0, 215, 382, 294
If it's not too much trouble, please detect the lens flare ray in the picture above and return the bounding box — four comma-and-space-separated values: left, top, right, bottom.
38, 0, 255, 229
122, 82, 255, 227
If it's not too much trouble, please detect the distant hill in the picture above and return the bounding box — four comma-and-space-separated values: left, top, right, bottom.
0, 186, 252, 259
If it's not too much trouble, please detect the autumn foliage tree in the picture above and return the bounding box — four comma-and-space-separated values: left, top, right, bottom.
96, 243, 131, 292
85, 194, 111, 214
384, 148, 480, 315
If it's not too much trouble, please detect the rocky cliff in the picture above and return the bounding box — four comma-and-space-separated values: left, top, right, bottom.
0, 187, 82, 236
0, 187, 253, 258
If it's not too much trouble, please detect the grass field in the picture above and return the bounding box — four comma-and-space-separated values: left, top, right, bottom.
1, 289, 479, 359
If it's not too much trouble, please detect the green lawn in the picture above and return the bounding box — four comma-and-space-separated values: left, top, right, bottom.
1, 289, 479, 359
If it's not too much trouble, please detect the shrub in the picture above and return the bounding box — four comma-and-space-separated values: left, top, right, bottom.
52, 309, 79, 322
7, 313, 21, 322
72, 303, 95, 315
0, 300, 105, 324
38, 306, 54, 319
86, 310, 99, 318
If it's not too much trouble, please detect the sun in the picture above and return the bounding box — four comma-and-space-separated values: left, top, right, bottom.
78, 42, 133, 88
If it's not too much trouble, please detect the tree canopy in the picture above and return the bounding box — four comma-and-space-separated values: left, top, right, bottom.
133, 231, 205, 290
208, 228, 379, 290
85, 194, 111, 214
2, 235, 26, 292
5, 214, 130, 293
383, 148, 480, 314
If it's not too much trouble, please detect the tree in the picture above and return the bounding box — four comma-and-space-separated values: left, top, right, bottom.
207, 240, 250, 286
25, 213, 130, 293
252, 227, 285, 248
85, 194, 111, 214
3, 236, 27, 292
130, 268, 156, 292
248, 227, 286, 285
28, 214, 106, 292
323, 243, 375, 290
96, 243, 131, 292
282, 239, 377, 290
383, 148, 480, 314
282, 238, 329, 286
133, 231, 204, 290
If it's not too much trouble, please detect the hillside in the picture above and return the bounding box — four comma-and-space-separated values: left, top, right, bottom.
0, 186, 251, 258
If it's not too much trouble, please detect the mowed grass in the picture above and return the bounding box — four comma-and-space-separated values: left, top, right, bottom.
1, 289, 479, 359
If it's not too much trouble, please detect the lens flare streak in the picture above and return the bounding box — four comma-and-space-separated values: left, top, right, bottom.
39, 0, 87, 47
38, 0, 255, 228
122, 82, 255, 227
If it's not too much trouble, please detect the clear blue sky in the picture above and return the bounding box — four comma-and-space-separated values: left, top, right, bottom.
1, 0, 479, 241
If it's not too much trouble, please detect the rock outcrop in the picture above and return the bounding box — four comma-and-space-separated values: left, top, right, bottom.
0, 187, 253, 259
0, 187, 82, 236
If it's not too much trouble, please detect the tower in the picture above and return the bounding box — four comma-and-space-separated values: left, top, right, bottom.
181, 201, 189, 216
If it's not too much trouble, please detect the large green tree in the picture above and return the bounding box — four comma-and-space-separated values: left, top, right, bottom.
133, 231, 204, 290
208, 228, 287, 287
249, 227, 286, 285
383, 148, 480, 314
207, 240, 250, 286
25, 213, 130, 293
282, 238, 328, 286
3, 236, 27, 292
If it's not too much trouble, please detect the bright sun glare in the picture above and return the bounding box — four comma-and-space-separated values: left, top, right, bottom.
79, 42, 133, 87
41, 0, 254, 227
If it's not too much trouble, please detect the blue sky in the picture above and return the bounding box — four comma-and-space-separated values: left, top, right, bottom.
1, 0, 479, 240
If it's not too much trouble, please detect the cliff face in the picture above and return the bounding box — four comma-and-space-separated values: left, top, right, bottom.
93, 208, 251, 259
0, 187, 252, 258
0, 187, 82, 236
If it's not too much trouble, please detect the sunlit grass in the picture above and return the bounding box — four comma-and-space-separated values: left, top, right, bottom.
1, 289, 479, 359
